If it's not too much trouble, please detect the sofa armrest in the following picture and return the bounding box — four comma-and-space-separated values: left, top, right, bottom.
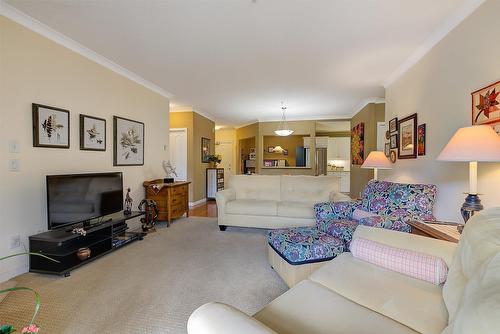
215, 189, 236, 226
314, 200, 361, 221
353, 225, 457, 267
187, 302, 277, 334
329, 192, 352, 202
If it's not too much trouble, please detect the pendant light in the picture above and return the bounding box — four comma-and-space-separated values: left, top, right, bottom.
274, 102, 294, 136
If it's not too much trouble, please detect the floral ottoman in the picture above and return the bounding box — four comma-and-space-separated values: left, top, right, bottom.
268, 227, 345, 287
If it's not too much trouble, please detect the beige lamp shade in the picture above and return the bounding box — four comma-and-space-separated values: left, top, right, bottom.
361, 151, 392, 169
437, 125, 500, 162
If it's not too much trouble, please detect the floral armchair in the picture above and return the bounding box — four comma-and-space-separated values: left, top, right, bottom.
314, 180, 437, 245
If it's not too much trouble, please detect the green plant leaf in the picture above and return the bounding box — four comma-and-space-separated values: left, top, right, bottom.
0, 287, 41, 325
0, 324, 15, 334
0, 252, 59, 263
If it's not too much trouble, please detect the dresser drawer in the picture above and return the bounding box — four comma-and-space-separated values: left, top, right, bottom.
171, 184, 188, 195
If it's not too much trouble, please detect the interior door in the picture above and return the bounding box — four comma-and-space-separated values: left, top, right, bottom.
215, 141, 234, 187
169, 128, 188, 181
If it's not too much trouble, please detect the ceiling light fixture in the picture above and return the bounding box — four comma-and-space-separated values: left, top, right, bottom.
274, 102, 294, 136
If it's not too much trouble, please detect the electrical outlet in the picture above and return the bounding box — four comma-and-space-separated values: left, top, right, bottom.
10, 235, 21, 249
8, 159, 20, 171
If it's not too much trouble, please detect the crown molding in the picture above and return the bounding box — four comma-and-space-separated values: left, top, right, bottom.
169, 107, 217, 123
0, 1, 173, 99
351, 97, 386, 117
383, 0, 486, 88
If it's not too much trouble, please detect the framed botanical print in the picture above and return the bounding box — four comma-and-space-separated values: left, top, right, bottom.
201, 137, 211, 163
384, 142, 390, 157
418, 124, 426, 156
472, 80, 500, 134
113, 116, 144, 166
32, 103, 70, 148
389, 117, 398, 133
80, 114, 106, 151
398, 113, 417, 159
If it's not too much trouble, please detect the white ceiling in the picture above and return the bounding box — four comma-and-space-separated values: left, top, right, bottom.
3, 0, 483, 126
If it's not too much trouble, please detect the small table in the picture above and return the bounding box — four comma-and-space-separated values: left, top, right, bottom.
143, 180, 191, 225
408, 221, 462, 243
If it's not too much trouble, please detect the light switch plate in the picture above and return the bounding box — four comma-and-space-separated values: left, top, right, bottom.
8, 159, 20, 171
8, 140, 20, 153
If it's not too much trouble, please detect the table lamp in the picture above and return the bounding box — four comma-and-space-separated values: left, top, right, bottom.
437, 125, 500, 223
361, 151, 392, 180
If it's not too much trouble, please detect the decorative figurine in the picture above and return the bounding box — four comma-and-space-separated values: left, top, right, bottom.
138, 199, 159, 231
162, 160, 177, 183
124, 188, 133, 215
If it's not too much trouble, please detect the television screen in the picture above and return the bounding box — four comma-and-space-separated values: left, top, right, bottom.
47, 172, 123, 229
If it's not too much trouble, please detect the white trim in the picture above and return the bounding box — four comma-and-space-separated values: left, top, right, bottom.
189, 198, 207, 207
383, 0, 486, 88
351, 98, 386, 117
257, 114, 354, 123
170, 108, 217, 123
0, 1, 173, 99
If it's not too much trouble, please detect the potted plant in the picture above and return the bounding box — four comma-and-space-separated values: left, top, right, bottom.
207, 154, 222, 168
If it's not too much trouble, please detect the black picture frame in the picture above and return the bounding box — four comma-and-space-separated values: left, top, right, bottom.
389, 117, 398, 133
113, 116, 144, 166
32, 103, 70, 148
201, 137, 211, 163
389, 134, 398, 149
384, 142, 390, 157
398, 113, 418, 159
80, 114, 106, 151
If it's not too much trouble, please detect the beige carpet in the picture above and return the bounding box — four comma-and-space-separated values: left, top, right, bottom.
0, 217, 288, 333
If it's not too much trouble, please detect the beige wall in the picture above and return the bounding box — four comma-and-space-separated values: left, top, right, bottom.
350, 103, 385, 197
0, 16, 170, 281
263, 135, 304, 166
382, 0, 500, 221
170, 111, 215, 202
236, 123, 259, 174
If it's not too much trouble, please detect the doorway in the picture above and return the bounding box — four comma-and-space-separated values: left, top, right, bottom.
169, 128, 188, 181
215, 140, 234, 187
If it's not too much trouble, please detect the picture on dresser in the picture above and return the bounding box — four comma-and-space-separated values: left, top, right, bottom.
32, 103, 70, 148
80, 114, 106, 151
113, 116, 144, 166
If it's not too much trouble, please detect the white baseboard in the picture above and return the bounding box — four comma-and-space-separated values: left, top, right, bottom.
189, 198, 207, 207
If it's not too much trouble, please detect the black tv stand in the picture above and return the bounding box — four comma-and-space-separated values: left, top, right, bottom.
29, 211, 144, 276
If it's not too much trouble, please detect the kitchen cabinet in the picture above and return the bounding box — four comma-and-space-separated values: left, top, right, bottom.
327, 137, 350, 160
328, 171, 350, 193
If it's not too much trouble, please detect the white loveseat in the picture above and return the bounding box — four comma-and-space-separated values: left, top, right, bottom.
188, 207, 500, 334
215, 175, 350, 230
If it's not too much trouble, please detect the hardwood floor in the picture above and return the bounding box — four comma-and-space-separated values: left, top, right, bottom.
189, 200, 217, 217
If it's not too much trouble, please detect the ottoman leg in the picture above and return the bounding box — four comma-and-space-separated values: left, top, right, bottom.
219, 225, 227, 231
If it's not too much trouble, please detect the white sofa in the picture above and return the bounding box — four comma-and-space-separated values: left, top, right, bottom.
188, 207, 500, 334
215, 175, 350, 230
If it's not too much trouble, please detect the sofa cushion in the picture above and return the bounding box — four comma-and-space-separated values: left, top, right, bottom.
225, 199, 278, 216
280, 175, 340, 203
277, 201, 315, 219
443, 207, 500, 325
229, 175, 281, 201
350, 238, 448, 285
310, 253, 448, 334
268, 227, 344, 265
254, 279, 418, 334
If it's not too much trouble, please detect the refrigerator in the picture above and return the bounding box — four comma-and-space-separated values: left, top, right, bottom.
315, 148, 327, 176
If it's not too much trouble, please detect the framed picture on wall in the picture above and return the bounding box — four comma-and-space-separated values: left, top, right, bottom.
384, 142, 390, 157
113, 116, 144, 166
389, 134, 398, 149
398, 113, 417, 159
351, 122, 365, 165
201, 137, 211, 163
418, 124, 426, 156
80, 114, 106, 151
389, 117, 398, 133
32, 103, 70, 148
471, 80, 500, 134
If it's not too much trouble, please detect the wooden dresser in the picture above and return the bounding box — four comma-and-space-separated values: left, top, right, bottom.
143, 180, 190, 225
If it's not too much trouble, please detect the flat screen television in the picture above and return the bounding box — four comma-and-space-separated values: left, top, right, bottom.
46, 172, 123, 230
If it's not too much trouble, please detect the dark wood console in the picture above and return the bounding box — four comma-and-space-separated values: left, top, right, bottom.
29, 211, 144, 276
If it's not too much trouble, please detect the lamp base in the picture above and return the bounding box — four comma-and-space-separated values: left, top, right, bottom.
460, 193, 483, 225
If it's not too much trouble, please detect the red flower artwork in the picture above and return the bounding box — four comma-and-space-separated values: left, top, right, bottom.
475, 88, 499, 123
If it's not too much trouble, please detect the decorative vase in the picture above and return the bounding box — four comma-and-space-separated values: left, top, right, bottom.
77, 247, 91, 260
